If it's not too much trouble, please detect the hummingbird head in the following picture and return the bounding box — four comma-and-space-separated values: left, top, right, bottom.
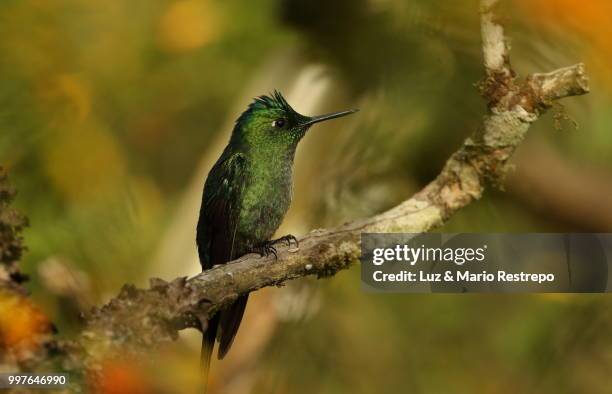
231, 91, 358, 152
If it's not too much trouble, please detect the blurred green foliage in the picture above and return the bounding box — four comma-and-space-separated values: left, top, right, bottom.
1, 0, 611, 393
0, 0, 295, 287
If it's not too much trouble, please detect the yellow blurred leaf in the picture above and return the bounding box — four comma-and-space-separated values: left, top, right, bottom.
158, 0, 223, 53
42, 125, 127, 202
39, 74, 92, 125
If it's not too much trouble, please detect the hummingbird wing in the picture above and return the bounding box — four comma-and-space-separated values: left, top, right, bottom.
197, 151, 249, 362
197, 151, 248, 269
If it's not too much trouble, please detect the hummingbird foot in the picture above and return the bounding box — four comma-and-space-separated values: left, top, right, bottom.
251, 242, 278, 259
251, 235, 298, 259
271, 234, 299, 248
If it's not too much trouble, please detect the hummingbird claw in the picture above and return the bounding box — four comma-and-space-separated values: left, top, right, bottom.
253, 235, 299, 260
272, 234, 299, 248
269, 246, 278, 259
253, 242, 278, 260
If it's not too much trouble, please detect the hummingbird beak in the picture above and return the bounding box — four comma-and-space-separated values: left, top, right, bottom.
301, 109, 359, 127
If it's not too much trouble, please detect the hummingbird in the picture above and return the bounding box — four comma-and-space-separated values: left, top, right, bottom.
196, 91, 357, 383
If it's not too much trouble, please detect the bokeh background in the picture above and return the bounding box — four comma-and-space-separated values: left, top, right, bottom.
1, 0, 612, 393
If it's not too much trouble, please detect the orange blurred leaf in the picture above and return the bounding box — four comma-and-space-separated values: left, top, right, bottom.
91, 358, 153, 394
0, 290, 50, 357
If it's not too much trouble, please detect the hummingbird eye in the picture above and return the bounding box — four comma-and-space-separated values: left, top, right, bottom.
272, 118, 286, 128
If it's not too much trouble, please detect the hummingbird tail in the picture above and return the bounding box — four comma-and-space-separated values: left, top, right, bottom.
200, 313, 219, 394
218, 294, 249, 359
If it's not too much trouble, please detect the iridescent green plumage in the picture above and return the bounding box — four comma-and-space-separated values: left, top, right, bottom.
196, 91, 357, 383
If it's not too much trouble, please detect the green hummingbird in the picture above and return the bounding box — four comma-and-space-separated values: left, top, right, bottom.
196, 91, 357, 379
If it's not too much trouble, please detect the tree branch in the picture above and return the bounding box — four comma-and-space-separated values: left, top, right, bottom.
20, 0, 593, 372
480, 0, 511, 77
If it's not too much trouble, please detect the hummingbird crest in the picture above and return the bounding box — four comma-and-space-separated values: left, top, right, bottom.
235, 90, 300, 130
251, 90, 294, 113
